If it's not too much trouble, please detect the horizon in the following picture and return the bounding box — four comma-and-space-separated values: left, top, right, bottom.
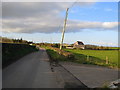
1, 36, 119, 47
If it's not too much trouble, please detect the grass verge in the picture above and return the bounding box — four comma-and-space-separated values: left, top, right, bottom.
45, 46, 119, 68
46, 49, 68, 62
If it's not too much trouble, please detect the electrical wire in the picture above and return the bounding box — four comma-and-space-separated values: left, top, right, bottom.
68, 0, 79, 10
57, 0, 79, 33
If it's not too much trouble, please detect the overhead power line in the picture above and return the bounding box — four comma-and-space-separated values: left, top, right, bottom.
68, 0, 79, 9
57, 0, 79, 33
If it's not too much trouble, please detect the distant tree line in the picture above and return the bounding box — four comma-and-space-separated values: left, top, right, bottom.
85, 45, 110, 50
0, 36, 33, 44
39, 43, 60, 48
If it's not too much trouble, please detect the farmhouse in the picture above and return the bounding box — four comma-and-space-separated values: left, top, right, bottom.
73, 41, 85, 49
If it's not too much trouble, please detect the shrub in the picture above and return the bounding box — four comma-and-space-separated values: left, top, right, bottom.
2, 43, 38, 68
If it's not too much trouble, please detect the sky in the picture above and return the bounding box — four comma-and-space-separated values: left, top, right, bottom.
1, 1, 119, 46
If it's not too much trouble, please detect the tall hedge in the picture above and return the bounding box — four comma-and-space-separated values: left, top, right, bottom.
2, 43, 38, 68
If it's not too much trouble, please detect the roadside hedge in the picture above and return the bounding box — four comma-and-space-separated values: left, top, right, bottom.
2, 43, 38, 68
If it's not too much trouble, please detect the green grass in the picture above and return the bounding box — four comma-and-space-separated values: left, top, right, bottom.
109, 47, 119, 50
46, 49, 67, 61
64, 49, 119, 68
43, 45, 119, 68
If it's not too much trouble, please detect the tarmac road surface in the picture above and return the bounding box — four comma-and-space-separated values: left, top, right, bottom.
3, 49, 59, 88
60, 62, 119, 88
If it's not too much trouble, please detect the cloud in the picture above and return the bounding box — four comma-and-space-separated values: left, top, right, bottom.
105, 8, 113, 12
2, 2, 68, 18
66, 21, 118, 32
2, 18, 118, 33
2, 2, 118, 33
90, 41, 118, 46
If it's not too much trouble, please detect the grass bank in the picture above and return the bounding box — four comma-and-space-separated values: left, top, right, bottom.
2, 43, 38, 68
46, 49, 67, 63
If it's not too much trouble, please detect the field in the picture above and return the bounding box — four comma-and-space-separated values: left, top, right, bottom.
109, 47, 119, 50
64, 49, 119, 68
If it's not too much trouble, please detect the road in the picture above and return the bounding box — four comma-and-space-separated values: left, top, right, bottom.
60, 62, 119, 88
3, 49, 59, 88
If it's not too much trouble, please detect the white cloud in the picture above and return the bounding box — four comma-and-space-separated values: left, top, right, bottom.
2, 2, 118, 33
102, 22, 118, 29
2, 18, 118, 33
105, 8, 113, 12
91, 41, 118, 46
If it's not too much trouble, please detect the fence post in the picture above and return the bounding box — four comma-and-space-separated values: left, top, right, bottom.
106, 56, 108, 64
87, 55, 89, 61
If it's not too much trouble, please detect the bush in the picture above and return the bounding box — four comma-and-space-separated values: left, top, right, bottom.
2, 43, 38, 68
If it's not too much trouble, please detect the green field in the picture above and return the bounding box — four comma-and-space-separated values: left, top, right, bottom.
109, 47, 119, 50
64, 49, 119, 68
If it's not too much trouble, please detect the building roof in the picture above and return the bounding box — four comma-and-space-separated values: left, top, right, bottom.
76, 41, 84, 45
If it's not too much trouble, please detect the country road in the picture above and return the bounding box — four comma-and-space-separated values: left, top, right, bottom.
3, 49, 59, 88
3, 48, 118, 88
3, 48, 86, 88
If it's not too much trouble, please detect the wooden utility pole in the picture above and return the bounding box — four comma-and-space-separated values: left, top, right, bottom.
106, 56, 109, 64
87, 55, 89, 61
60, 8, 69, 50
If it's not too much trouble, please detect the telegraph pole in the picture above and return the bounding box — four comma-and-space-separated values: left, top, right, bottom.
60, 8, 69, 50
